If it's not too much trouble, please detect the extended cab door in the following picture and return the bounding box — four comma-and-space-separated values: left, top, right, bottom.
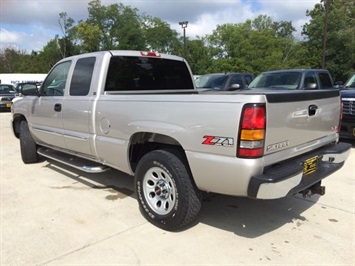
29, 61, 72, 149
61, 56, 97, 156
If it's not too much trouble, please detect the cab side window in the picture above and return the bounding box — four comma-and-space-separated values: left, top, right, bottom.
318, 73, 333, 89
70, 57, 96, 96
304, 72, 317, 89
245, 75, 253, 85
42, 61, 71, 96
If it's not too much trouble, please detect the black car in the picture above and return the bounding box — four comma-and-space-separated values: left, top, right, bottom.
0, 84, 17, 111
340, 74, 355, 139
248, 69, 336, 90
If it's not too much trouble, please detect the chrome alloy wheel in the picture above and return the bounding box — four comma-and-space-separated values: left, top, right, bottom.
142, 166, 176, 215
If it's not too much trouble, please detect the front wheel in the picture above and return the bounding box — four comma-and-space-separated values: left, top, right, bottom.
135, 149, 202, 231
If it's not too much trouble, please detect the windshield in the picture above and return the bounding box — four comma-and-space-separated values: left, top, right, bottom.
0, 84, 16, 94
344, 74, 355, 90
195, 74, 228, 90
248, 72, 301, 90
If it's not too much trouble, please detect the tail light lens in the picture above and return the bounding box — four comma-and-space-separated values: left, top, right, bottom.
237, 104, 266, 158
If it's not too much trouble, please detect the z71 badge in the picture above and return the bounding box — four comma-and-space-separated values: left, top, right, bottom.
202, 136, 234, 147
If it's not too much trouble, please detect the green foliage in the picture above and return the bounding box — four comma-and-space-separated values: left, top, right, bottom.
142, 16, 179, 54
206, 15, 308, 75
302, 0, 355, 81
1, 0, 352, 81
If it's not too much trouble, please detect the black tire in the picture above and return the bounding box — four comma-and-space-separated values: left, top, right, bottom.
135, 149, 202, 231
19, 120, 39, 164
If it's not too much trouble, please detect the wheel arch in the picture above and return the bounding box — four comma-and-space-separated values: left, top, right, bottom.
12, 114, 27, 139
129, 132, 188, 173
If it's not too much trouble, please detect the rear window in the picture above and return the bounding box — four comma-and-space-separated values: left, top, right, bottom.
105, 56, 194, 91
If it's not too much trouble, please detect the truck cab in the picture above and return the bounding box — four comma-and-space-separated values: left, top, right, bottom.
248, 69, 335, 90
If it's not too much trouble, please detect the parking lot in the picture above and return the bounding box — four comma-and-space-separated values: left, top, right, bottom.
1, 111, 354, 265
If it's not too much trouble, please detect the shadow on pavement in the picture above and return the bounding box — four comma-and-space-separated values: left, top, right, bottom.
198, 192, 318, 237
43, 158, 319, 237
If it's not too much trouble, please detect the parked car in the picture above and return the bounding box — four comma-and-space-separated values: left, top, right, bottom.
248, 69, 336, 90
195, 73, 254, 90
342, 73, 355, 90
339, 74, 355, 139
0, 84, 17, 111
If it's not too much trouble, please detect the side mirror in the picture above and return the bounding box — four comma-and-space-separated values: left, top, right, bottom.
229, 83, 241, 91
305, 83, 317, 90
21, 84, 40, 96
334, 81, 344, 89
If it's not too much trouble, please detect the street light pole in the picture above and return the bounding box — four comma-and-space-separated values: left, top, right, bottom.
179, 21, 188, 58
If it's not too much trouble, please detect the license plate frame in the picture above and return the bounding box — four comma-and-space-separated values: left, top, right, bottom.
303, 156, 318, 175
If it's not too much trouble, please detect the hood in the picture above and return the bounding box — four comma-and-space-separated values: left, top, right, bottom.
341, 89, 355, 98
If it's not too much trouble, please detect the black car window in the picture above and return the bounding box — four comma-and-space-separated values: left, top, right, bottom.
318, 72, 333, 89
245, 75, 253, 85
42, 61, 72, 96
70, 57, 96, 96
105, 56, 194, 91
230, 75, 242, 85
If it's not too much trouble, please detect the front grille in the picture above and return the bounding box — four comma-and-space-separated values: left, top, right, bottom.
342, 99, 355, 115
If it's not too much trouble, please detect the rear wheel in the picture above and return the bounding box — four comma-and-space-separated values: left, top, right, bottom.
19, 120, 39, 164
135, 149, 202, 231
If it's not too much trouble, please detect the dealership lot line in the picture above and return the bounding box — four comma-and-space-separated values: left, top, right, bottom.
1, 112, 354, 265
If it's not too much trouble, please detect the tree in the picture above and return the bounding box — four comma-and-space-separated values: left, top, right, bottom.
206, 15, 308, 75
57, 12, 77, 58
302, 0, 355, 81
184, 38, 212, 74
142, 16, 179, 53
82, 0, 145, 50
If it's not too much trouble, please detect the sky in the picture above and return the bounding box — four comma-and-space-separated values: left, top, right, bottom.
0, 0, 320, 53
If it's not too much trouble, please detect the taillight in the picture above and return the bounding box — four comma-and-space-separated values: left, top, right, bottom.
237, 104, 266, 158
340, 101, 343, 121
338, 101, 343, 132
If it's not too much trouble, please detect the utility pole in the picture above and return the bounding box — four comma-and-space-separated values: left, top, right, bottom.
179, 21, 188, 58
321, 0, 329, 68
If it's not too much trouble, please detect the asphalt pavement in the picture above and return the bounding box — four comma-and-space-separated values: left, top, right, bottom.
1, 112, 354, 265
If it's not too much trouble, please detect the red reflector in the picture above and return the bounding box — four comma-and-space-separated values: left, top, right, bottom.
238, 148, 264, 158
242, 105, 265, 129
140, 51, 161, 57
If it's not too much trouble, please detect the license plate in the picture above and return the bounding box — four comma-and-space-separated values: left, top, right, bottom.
6, 103, 11, 107
303, 156, 318, 175
353, 128, 355, 136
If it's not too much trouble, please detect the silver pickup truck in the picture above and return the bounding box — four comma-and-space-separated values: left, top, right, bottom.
11, 50, 351, 231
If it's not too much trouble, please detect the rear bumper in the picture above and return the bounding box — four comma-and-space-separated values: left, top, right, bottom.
248, 142, 351, 199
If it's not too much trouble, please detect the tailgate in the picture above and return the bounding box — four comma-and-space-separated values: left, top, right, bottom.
263, 90, 340, 159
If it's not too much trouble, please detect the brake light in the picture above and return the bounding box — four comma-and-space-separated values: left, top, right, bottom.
340, 101, 343, 121
140, 51, 161, 57
237, 104, 266, 158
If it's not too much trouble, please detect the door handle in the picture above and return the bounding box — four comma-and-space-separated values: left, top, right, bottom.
54, 103, 62, 112
308, 104, 318, 116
